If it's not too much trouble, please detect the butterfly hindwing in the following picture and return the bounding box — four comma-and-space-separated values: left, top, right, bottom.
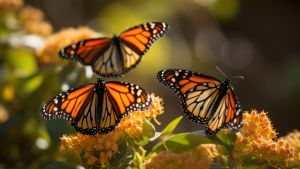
226, 88, 243, 130
206, 87, 243, 135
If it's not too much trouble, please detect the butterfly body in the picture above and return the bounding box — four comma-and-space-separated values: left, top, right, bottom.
210, 79, 230, 113
41, 79, 151, 135
59, 22, 169, 77
157, 69, 242, 135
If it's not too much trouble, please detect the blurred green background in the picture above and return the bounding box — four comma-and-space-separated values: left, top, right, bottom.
0, 0, 300, 168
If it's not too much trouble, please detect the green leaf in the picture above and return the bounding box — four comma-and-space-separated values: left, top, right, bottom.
215, 129, 237, 146
151, 132, 221, 153
134, 120, 155, 146
160, 116, 183, 137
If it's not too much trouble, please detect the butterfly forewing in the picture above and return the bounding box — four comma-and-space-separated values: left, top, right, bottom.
59, 38, 111, 61
120, 22, 169, 55
105, 82, 151, 114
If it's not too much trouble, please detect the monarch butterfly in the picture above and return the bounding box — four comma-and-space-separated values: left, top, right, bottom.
157, 69, 242, 135
40, 79, 151, 135
59, 22, 169, 77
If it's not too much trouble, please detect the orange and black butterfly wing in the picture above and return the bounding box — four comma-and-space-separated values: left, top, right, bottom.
40, 83, 99, 135
206, 87, 242, 135
59, 37, 127, 77
118, 22, 169, 73
157, 69, 222, 124
97, 81, 151, 134
224, 87, 242, 130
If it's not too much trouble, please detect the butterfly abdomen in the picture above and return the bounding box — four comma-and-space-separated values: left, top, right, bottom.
96, 78, 105, 123
112, 36, 125, 72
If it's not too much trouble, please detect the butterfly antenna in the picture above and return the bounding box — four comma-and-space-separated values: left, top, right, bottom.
216, 66, 229, 79
231, 76, 245, 80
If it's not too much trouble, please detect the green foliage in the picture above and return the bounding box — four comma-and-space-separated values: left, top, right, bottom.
151, 132, 219, 153
160, 116, 183, 137
135, 120, 156, 146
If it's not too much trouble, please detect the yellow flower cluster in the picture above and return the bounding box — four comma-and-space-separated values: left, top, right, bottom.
145, 144, 219, 169
60, 132, 122, 166
233, 110, 295, 168
36, 27, 98, 64
0, 0, 23, 11
19, 6, 53, 37
60, 94, 164, 167
118, 94, 164, 137
282, 130, 300, 167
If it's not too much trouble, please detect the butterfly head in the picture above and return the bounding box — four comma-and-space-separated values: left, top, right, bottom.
97, 78, 105, 88
223, 79, 231, 86
112, 35, 120, 42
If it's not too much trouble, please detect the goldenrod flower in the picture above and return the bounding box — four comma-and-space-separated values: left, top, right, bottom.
0, 0, 23, 11
145, 144, 219, 169
233, 110, 295, 168
36, 27, 98, 64
60, 94, 164, 167
282, 130, 300, 167
19, 6, 53, 37
118, 93, 164, 137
